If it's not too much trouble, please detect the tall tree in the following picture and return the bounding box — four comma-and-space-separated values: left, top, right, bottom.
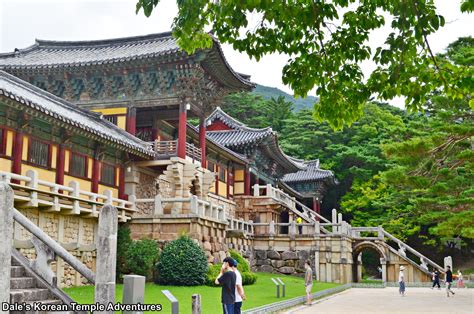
137, 0, 473, 128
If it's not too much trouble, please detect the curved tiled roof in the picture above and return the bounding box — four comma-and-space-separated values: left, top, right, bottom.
206, 129, 273, 147
0, 71, 154, 157
282, 160, 336, 183
0, 32, 253, 90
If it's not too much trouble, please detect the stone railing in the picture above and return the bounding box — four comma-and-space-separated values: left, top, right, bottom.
0, 183, 118, 309
252, 184, 329, 224
0, 170, 135, 222
227, 217, 254, 235
131, 195, 226, 223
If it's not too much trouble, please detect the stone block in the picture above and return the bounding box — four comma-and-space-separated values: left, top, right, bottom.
278, 266, 295, 274
281, 251, 298, 260
285, 260, 295, 267
271, 260, 286, 268
203, 241, 212, 251
218, 251, 227, 262
255, 250, 267, 260
256, 259, 271, 266
258, 265, 273, 273
298, 250, 310, 261
242, 250, 251, 258
267, 250, 281, 260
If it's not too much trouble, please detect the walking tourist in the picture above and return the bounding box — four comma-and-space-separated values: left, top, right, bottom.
230, 259, 246, 314
445, 266, 455, 297
296, 216, 303, 235
399, 266, 406, 296
304, 260, 313, 305
215, 257, 237, 314
457, 270, 465, 289
431, 269, 441, 289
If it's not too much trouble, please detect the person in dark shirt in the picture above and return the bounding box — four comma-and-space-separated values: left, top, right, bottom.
445, 266, 455, 297
432, 270, 441, 289
215, 257, 236, 314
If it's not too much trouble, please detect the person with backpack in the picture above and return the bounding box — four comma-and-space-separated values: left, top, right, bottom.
431, 269, 441, 289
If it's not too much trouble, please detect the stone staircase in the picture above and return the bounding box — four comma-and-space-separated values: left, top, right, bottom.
9, 256, 64, 314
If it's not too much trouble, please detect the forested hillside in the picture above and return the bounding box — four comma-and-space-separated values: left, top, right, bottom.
253, 84, 319, 111
221, 37, 473, 256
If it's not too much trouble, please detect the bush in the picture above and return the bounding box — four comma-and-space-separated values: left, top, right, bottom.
116, 225, 132, 282
156, 235, 208, 286
205, 264, 222, 287
126, 239, 159, 280
229, 250, 257, 285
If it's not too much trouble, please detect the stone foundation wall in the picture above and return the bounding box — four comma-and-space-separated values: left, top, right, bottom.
14, 208, 98, 288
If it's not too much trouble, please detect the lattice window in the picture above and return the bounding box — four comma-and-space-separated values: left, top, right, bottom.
71, 78, 85, 100
104, 115, 118, 125
28, 139, 50, 168
51, 80, 65, 98
90, 77, 104, 98
70, 153, 87, 178
207, 161, 215, 172
100, 163, 116, 186
219, 167, 226, 183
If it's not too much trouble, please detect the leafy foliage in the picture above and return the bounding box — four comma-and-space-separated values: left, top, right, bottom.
116, 225, 133, 281
156, 235, 208, 286
126, 239, 159, 280
205, 264, 221, 287
136, 0, 473, 128
229, 250, 257, 285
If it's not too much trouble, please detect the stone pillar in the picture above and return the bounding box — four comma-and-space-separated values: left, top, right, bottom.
94, 205, 118, 312
192, 294, 201, 314
199, 118, 206, 168
380, 258, 387, 285
314, 251, 320, 282
177, 103, 188, 159
122, 275, 145, 314
444, 256, 452, 271
0, 183, 13, 313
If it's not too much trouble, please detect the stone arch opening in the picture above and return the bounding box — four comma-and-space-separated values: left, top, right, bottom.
352, 241, 387, 283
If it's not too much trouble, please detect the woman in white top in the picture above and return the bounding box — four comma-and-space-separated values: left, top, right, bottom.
399, 266, 406, 296
457, 270, 465, 289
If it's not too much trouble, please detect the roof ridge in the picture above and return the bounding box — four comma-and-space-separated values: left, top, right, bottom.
35, 32, 174, 49
206, 107, 273, 132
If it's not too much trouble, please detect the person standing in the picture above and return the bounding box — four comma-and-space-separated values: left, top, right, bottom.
230, 259, 246, 314
457, 270, 465, 289
445, 266, 455, 297
215, 257, 237, 314
399, 266, 406, 296
296, 216, 303, 235
432, 269, 441, 289
304, 260, 313, 305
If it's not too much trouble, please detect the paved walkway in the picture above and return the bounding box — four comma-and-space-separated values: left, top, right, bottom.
286, 287, 473, 314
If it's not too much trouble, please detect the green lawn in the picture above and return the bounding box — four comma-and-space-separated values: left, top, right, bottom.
65, 272, 340, 313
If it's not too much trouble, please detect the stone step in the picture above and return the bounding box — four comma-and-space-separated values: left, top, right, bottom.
11, 277, 37, 289
11, 257, 22, 266
10, 288, 51, 303
11, 265, 26, 277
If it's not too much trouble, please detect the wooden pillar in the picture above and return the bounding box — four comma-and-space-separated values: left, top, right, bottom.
313, 197, 320, 221
55, 144, 66, 186
11, 130, 23, 175
226, 164, 232, 198
244, 169, 251, 195
177, 103, 187, 159
199, 118, 206, 168
92, 158, 100, 193
126, 107, 136, 136
215, 163, 219, 195
118, 166, 126, 200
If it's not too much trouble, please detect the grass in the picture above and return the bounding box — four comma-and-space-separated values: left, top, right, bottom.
64, 272, 340, 314
360, 279, 383, 284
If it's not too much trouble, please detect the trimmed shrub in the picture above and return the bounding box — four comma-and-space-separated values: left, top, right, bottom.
229, 250, 257, 285
116, 225, 132, 282
156, 235, 208, 286
126, 239, 159, 280
205, 264, 222, 287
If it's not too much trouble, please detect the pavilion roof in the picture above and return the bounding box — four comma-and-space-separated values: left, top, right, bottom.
0, 71, 154, 157
0, 32, 253, 91
282, 160, 336, 184
205, 107, 304, 172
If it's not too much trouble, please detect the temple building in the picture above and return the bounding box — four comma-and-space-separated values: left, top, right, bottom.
0, 32, 342, 289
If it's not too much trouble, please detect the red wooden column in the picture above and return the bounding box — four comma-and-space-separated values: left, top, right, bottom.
215, 163, 219, 195
313, 196, 320, 221
118, 166, 126, 200
91, 158, 100, 193
126, 107, 137, 136
244, 169, 251, 195
199, 118, 206, 168
226, 163, 232, 198
12, 130, 23, 175
177, 103, 187, 159
55, 144, 66, 185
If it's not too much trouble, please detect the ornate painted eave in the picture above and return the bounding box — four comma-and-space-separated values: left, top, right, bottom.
0, 70, 154, 157
0, 32, 253, 92
282, 160, 337, 185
